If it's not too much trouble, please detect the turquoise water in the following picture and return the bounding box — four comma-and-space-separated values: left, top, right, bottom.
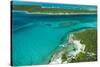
12, 12, 97, 66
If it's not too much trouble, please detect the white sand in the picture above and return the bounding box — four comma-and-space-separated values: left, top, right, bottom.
49, 34, 86, 64
13, 10, 96, 15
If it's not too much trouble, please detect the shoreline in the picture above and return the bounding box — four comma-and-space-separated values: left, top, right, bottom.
49, 28, 97, 64
12, 10, 97, 15
49, 35, 85, 64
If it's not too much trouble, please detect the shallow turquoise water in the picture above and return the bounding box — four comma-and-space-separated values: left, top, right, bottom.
12, 12, 97, 66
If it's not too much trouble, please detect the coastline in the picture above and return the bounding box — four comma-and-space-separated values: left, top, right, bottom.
49, 34, 85, 64
12, 10, 97, 15
12, 2, 97, 66
49, 28, 97, 64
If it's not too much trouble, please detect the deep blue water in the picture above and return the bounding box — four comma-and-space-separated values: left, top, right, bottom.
12, 11, 97, 66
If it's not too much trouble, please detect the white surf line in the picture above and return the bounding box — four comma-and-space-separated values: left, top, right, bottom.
49, 33, 86, 64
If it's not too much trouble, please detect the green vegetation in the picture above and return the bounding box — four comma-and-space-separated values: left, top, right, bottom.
12, 5, 97, 14
60, 29, 97, 63
71, 52, 87, 63
71, 29, 97, 62
73, 29, 97, 53
61, 53, 68, 63
70, 52, 97, 63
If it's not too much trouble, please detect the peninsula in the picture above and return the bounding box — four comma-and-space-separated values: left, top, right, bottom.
12, 5, 97, 14
50, 29, 97, 64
